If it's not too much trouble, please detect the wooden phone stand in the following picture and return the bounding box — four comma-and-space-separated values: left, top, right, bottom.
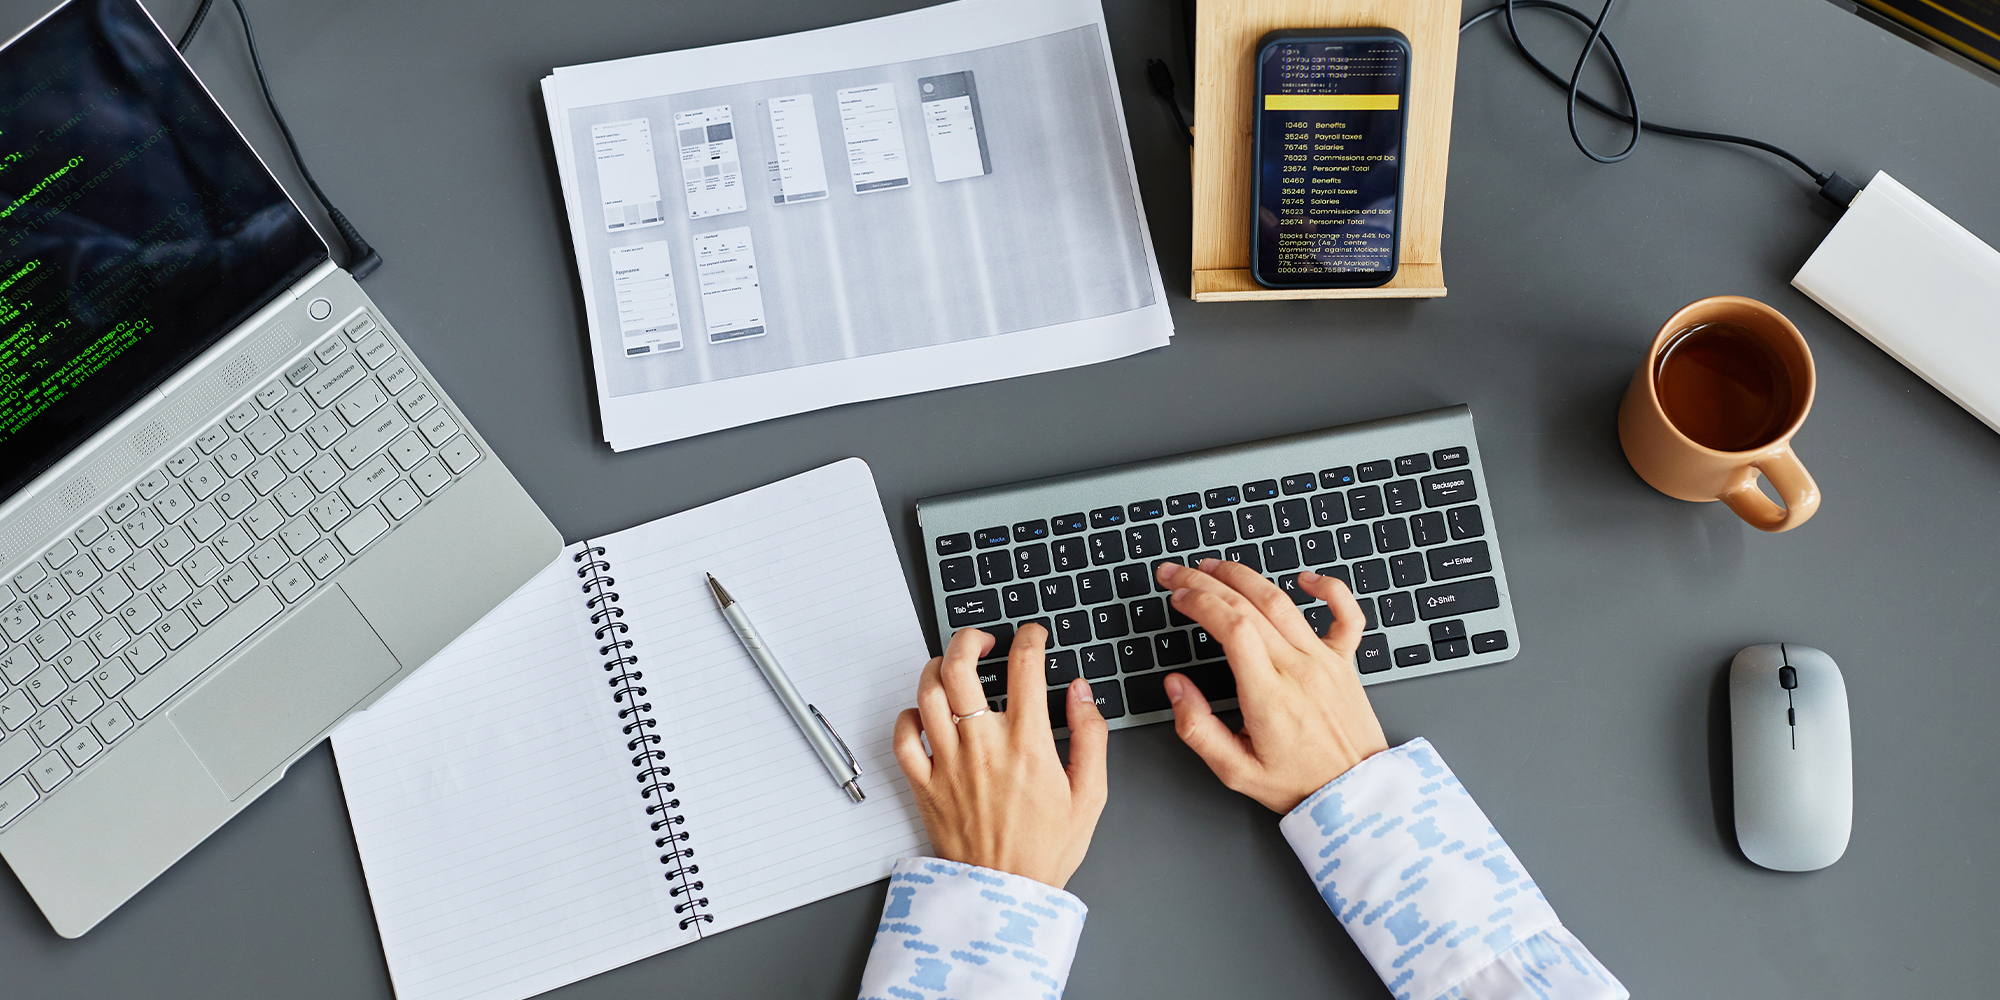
1191, 0, 1460, 302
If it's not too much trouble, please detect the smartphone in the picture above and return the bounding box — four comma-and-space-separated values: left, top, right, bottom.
1251, 29, 1411, 289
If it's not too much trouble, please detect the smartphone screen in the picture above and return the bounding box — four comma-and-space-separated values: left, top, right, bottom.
1252, 33, 1410, 288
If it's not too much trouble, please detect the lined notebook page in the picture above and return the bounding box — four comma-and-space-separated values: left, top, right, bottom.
599, 457, 930, 935
332, 556, 689, 1000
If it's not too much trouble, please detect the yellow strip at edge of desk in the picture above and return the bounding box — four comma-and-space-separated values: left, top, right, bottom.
1263, 94, 1400, 110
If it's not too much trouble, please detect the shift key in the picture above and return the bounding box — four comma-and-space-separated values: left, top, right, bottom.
340, 454, 400, 507
124, 587, 283, 717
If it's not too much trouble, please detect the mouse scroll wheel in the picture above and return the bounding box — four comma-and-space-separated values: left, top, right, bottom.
1778, 666, 1798, 689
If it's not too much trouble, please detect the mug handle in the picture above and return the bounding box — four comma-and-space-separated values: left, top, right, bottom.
1719, 447, 1821, 533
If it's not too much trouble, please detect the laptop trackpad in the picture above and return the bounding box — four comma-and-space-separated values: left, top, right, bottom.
171, 587, 403, 799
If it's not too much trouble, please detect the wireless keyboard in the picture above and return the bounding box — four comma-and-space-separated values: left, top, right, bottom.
915, 405, 1519, 732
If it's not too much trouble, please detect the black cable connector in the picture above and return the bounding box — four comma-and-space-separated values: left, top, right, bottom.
179, 0, 382, 277
1146, 59, 1194, 147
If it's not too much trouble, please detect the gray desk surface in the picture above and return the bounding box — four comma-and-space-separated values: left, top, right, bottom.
4, 0, 1996, 995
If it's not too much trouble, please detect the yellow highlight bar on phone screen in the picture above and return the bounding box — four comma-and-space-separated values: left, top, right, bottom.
1263, 94, 1400, 111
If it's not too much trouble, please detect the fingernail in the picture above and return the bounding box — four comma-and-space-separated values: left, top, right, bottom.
1070, 677, 1088, 701
1165, 674, 1185, 704
1198, 558, 1220, 571
1299, 569, 1320, 582
1171, 587, 1190, 602
1157, 562, 1181, 582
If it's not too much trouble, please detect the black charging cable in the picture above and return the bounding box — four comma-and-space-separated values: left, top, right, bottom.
1462, 0, 1863, 207
1146, 58, 1194, 147
178, 0, 383, 277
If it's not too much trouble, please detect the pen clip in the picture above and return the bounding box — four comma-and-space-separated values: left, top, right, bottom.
809, 704, 862, 776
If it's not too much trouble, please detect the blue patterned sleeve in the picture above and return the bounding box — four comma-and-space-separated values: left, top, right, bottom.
1277, 738, 1628, 1000
857, 858, 1088, 1000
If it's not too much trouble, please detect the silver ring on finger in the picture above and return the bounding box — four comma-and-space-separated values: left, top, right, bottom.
950, 709, 989, 725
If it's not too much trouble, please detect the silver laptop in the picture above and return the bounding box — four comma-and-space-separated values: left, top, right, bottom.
0, 0, 560, 935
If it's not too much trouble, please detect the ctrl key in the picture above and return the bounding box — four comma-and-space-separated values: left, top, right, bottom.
0, 772, 36, 828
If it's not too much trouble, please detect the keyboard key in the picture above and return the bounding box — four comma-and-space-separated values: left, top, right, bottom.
28, 621, 70, 661
356, 331, 395, 368
1262, 536, 1299, 572
1149, 559, 1175, 593
1091, 604, 1128, 640
1310, 493, 1347, 526
213, 524, 255, 564
1417, 578, 1500, 620
1378, 592, 1416, 627
1052, 611, 1091, 646
305, 354, 367, 407
1153, 629, 1193, 666
1347, 485, 1384, 520
1273, 499, 1310, 533
1351, 559, 1387, 594
73, 516, 108, 546
396, 384, 438, 421
1124, 672, 1170, 715
59, 683, 103, 726
183, 503, 226, 542
979, 624, 1016, 661
1080, 644, 1117, 678
336, 506, 391, 556
1433, 446, 1470, 468
274, 478, 315, 516
1181, 662, 1236, 703
1335, 525, 1373, 560
273, 563, 315, 603
1243, 479, 1279, 501
1124, 523, 1162, 559
124, 634, 166, 674
1128, 596, 1165, 632
1394, 644, 1431, 667
1162, 518, 1198, 552
1223, 544, 1261, 573
0, 731, 36, 781
113, 592, 162, 635
1385, 479, 1421, 514
1165, 493, 1202, 514
1355, 596, 1378, 630
1051, 513, 1087, 535
1472, 630, 1510, 653
1051, 538, 1088, 572
1396, 454, 1432, 476
1191, 627, 1222, 661
411, 458, 451, 496
28, 704, 70, 745
1280, 474, 1317, 495
1037, 576, 1076, 611
1303, 604, 1333, 637
345, 313, 378, 336
1045, 649, 1079, 685
1425, 541, 1492, 581
1236, 505, 1274, 539
1357, 460, 1392, 482
335, 406, 408, 468
83, 617, 129, 659
53, 645, 97, 683
184, 587, 228, 627
1430, 620, 1467, 641
1088, 531, 1125, 566
1127, 499, 1164, 521
0, 691, 30, 732
57, 557, 101, 596
27, 577, 68, 617
104, 493, 139, 524
378, 357, 417, 395
1076, 570, 1113, 605
1116, 639, 1154, 673
303, 539, 346, 579
342, 454, 402, 506
1446, 505, 1485, 539
88, 701, 135, 744
1203, 486, 1239, 508
1355, 634, 1392, 673
304, 452, 346, 493
1013, 544, 1050, 578
1276, 573, 1309, 605
1409, 511, 1448, 546
1434, 637, 1471, 660
1113, 564, 1150, 599
1089, 507, 1124, 528
1319, 466, 1355, 489
120, 548, 164, 590
1423, 471, 1478, 507
945, 590, 1001, 627
1012, 520, 1049, 543
0, 646, 31, 685
379, 481, 420, 522
1087, 680, 1125, 719
974, 526, 1009, 549
1198, 512, 1235, 546
1002, 584, 1038, 618
976, 551, 1013, 585
440, 436, 480, 474
28, 750, 71, 792
1374, 519, 1411, 553
276, 515, 322, 556
148, 568, 194, 610
1390, 553, 1427, 588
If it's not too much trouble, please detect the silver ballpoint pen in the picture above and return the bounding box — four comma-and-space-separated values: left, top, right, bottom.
706, 573, 866, 803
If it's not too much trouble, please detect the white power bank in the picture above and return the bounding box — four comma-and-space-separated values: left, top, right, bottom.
1793, 171, 2000, 433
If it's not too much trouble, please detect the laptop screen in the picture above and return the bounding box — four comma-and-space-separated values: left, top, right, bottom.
0, 0, 328, 503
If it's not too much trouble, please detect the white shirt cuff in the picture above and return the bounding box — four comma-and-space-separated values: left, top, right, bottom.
857, 858, 1087, 1000
1277, 738, 1626, 1000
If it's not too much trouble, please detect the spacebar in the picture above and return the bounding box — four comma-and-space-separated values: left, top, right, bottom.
126, 589, 285, 718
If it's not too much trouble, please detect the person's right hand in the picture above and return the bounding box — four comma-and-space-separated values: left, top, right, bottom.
1155, 559, 1389, 814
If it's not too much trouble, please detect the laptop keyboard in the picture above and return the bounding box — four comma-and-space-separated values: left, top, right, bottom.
0, 311, 479, 829
915, 406, 1519, 734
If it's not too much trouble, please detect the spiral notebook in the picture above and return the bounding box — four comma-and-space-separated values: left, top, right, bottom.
330, 459, 929, 1000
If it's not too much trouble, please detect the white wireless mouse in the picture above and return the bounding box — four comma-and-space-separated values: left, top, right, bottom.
1729, 643, 1852, 871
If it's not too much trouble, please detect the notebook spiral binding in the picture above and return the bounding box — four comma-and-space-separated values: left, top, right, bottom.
575, 546, 712, 931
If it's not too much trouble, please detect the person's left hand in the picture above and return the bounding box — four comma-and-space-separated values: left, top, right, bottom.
892, 624, 1109, 889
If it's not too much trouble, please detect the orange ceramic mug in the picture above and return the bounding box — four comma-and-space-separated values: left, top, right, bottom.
1618, 296, 1820, 532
